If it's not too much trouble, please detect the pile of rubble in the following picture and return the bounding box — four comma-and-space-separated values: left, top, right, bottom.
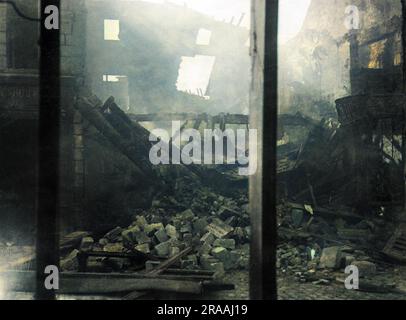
60, 184, 250, 279
276, 202, 400, 288
278, 243, 380, 284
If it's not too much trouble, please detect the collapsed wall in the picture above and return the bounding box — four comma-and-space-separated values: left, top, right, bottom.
73, 94, 248, 232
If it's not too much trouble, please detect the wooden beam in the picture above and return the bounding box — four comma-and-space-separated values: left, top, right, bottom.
401, 0, 406, 210
2, 271, 203, 295
74, 97, 151, 180
129, 113, 249, 125
249, 0, 278, 300
146, 247, 192, 277
402, 1, 406, 91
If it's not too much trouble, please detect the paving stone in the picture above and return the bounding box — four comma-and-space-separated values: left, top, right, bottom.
144, 223, 164, 235
134, 231, 151, 245
180, 223, 193, 234
181, 259, 197, 269
238, 255, 249, 269
231, 227, 246, 243
228, 250, 241, 269
182, 233, 193, 246
213, 238, 236, 250
104, 227, 123, 242
193, 218, 209, 235
225, 216, 237, 227
169, 246, 180, 257
178, 209, 195, 221
154, 228, 169, 243
80, 237, 94, 252
155, 241, 171, 257
121, 230, 133, 245
61, 249, 79, 271
165, 224, 178, 239
103, 243, 124, 253
200, 232, 216, 245
122, 226, 140, 245
209, 262, 225, 278
211, 247, 239, 270
352, 260, 377, 277
135, 243, 150, 254
211, 247, 232, 268
320, 246, 342, 269
134, 215, 148, 229
206, 218, 234, 238
218, 206, 239, 220
98, 238, 108, 246
200, 254, 219, 270
198, 243, 212, 255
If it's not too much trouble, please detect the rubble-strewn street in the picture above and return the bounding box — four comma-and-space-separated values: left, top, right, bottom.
60, 184, 250, 278
206, 268, 406, 300
274, 201, 406, 298
3, 0, 406, 302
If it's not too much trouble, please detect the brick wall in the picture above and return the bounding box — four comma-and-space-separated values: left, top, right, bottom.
0, 1, 86, 76
60, 0, 87, 76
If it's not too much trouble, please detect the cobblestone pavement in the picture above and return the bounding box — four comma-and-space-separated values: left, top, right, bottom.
207, 268, 406, 300
278, 279, 406, 300
278, 266, 406, 300
5, 269, 406, 300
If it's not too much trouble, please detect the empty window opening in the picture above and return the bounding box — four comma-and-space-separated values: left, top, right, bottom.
368, 39, 387, 69
196, 28, 212, 46
176, 55, 216, 99
101, 75, 129, 110
102, 75, 127, 82
104, 19, 120, 41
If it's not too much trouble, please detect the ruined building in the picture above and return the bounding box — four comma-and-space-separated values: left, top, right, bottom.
0, 0, 251, 239
278, 0, 406, 213
336, 12, 405, 210
3, 0, 406, 302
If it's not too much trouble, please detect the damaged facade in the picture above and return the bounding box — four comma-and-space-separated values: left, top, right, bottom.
278, 0, 405, 212
276, 0, 406, 299
0, 0, 86, 240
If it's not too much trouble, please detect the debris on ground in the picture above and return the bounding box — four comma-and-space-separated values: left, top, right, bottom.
53, 177, 250, 298
275, 200, 404, 293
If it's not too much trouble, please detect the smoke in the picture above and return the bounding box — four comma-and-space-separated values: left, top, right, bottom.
279, 0, 312, 44
86, 0, 251, 115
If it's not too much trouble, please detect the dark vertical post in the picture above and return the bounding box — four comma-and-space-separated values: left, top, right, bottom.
402, 0, 406, 210
402, 0, 406, 91
348, 32, 359, 96
36, 0, 60, 300
249, 0, 278, 300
